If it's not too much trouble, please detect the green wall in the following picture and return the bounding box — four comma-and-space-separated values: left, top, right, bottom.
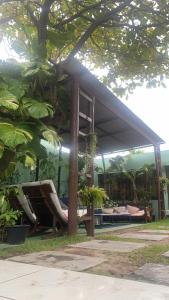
94, 149, 169, 172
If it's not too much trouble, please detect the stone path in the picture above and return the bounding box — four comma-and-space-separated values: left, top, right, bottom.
134, 263, 169, 286
1, 260, 169, 300
119, 232, 169, 241
70, 239, 146, 252
162, 250, 169, 258
139, 229, 169, 234
8, 251, 106, 271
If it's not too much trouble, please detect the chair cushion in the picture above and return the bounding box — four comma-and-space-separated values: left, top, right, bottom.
131, 210, 145, 217
113, 206, 127, 214
127, 205, 139, 214
102, 208, 113, 214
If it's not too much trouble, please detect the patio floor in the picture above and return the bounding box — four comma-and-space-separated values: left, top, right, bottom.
1, 260, 169, 300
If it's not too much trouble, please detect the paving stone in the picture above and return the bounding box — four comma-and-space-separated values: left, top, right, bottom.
162, 250, 169, 257
159, 226, 169, 229
1, 261, 169, 300
0, 260, 43, 284
70, 240, 146, 252
120, 232, 169, 241
134, 263, 169, 285
8, 251, 106, 271
139, 229, 169, 234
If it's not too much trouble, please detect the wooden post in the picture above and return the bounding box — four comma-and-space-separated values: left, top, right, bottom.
101, 153, 106, 188
86, 96, 95, 237
57, 146, 62, 198
154, 144, 163, 219
68, 77, 79, 235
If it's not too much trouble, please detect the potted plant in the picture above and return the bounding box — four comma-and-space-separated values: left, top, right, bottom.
0, 187, 29, 244
78, 186, 108, 208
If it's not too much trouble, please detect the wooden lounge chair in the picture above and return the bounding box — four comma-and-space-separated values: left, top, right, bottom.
12, 180, 89, 234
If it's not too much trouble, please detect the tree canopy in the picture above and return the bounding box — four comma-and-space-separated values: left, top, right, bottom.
0, 0, 169, 93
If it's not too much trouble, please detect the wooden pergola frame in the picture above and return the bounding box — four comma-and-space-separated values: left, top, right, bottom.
60, 59, 164, 236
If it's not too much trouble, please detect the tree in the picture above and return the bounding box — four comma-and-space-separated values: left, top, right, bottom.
0, 59, 60, 181
0, 1, 169, 94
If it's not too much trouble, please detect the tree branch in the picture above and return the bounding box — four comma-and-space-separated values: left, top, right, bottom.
53, 1, 106, 29
67, 0, 133, 60
27, 4, 38, 27
102, 21, 169, 30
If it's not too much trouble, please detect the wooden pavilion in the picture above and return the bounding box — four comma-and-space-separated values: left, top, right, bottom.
57, 58, 164, 236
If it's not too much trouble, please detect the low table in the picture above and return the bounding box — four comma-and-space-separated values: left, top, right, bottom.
94, 213, 132, 226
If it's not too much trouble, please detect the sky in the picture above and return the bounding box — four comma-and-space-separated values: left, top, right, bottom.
0, 41, 169, 152
121, 86, 169, 151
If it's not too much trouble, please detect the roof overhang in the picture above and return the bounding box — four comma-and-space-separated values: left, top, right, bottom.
61, 59, 164, 154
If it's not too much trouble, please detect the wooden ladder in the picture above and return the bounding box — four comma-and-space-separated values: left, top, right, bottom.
78, 89, 95, 236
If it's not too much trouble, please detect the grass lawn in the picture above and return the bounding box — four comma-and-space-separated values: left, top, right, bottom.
137, 218, 169, 230
0, 234, 90, 259
129, 243, 169, 266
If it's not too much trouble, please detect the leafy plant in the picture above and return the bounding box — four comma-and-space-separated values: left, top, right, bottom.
78, 186, 108, 208
159, 176, 169, 191
0, 187, 22, 228
0, 60, 61, 181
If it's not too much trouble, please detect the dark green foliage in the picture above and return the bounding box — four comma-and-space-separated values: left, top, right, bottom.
1, 1, 169, 95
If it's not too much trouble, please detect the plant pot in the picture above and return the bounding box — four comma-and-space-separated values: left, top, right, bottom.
4, 225, 29, 245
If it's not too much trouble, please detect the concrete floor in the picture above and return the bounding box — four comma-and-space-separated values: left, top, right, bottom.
1, 260, 169, 300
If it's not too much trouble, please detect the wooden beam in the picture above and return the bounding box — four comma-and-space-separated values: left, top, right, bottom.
68, 77, 79, 235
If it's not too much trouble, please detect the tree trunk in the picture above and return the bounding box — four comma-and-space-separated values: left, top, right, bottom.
132, 180, 138, 204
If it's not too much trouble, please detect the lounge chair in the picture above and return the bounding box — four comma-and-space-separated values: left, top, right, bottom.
12, 180, 88, 234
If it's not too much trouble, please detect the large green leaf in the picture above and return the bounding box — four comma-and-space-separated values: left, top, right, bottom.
42, 127, 61, 147
7, 79, 27, 100
0, 122, 32, 148
0, 90, 19, 110
18, 148, 37, 170
22, 98, 54, 119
